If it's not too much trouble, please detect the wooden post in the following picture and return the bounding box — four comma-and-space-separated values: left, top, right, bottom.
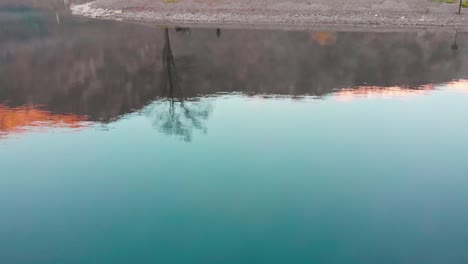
459, 0, 463, 14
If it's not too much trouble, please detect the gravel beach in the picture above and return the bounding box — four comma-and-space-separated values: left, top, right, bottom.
69, 0, 468, 29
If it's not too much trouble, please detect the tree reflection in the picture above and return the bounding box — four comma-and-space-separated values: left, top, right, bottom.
144, 28, 212, 142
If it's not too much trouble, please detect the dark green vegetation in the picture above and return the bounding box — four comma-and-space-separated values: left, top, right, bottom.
435, 0, 468, 6
433, 0, 468, 13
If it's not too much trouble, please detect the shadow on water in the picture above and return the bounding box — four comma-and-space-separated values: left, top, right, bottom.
1, 6, 468, 139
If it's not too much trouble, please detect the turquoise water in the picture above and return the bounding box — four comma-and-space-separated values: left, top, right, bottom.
1, 6, 468, 264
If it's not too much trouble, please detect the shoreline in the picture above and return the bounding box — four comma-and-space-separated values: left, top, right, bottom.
71, 1, 468, 30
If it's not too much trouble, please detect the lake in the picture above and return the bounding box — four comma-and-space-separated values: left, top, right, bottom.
1, 5, 468, 264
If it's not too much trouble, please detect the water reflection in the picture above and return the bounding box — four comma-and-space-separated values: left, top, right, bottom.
0, 0, 91, 11
452, 30, 459, 52
143, 28, 212, 142
336, 85, 432, 102
1, 7, 468, 139
0, 104, 88, 137
3, 5, 468, 264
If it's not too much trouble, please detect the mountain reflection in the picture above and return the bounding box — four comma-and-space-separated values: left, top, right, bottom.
1, 8, 468, 139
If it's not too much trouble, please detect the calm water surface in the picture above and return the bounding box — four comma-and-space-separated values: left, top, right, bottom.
1, 5, 468, 264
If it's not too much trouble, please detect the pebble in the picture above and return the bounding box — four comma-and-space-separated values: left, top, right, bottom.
70, 2, 468, 28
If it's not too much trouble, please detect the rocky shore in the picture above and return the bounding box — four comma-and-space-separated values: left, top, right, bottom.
70, 0, 468, 28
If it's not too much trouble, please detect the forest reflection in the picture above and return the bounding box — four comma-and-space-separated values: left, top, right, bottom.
1, 7, 468, 139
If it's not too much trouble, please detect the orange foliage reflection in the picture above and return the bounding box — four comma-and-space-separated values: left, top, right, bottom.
312, 32, 337, 46
336, 86, 433, 102
335, 80, 468, 102
0, 104, 89, 137
444, 79, 468, 93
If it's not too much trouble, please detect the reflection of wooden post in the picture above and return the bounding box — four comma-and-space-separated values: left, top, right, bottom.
452, 30, 459, 51
459, 0, 463, 14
